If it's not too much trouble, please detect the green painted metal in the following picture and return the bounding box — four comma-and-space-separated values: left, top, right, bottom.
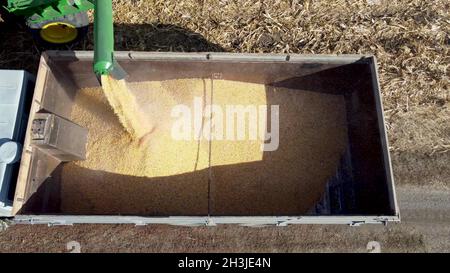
93, 0, 114, 76
6, 0, 119, 78
5, 0, 94, 23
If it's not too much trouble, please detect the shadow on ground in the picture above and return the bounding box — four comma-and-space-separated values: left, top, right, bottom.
0, 20, 225, 74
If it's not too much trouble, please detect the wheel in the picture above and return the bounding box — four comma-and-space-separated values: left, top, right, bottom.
27, 12, 89, 47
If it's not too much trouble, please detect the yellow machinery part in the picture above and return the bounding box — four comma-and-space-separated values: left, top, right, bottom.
40, 22, 78, 44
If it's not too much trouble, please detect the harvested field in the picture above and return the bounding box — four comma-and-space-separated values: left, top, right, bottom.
1, 0, 448, 111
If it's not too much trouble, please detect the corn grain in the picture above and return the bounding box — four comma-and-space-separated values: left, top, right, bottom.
60, 79, 348, 215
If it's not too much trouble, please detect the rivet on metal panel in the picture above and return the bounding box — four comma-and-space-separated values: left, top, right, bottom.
47, 221, 72, 227
31, 119, 47, 140
206, 218, 216, 226
276, 221, 288, 227
350, 221, 365, 227
212, 73, 222, 79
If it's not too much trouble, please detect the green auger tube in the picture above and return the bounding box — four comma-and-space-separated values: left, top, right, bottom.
93, 0, 126, 81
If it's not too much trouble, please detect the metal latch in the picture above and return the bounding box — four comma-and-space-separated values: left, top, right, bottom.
30, 113, 88, 161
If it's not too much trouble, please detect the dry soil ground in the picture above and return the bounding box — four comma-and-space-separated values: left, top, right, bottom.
0, 0, 448, 252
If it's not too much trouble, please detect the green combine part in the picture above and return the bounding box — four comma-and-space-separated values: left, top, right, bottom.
5, 0, 94, 24
93, 0, 119, 78
4, 0, 123, 80
4, 0, 94, 44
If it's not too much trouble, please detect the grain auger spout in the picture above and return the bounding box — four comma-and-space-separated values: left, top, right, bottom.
93, 0, 127, 84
